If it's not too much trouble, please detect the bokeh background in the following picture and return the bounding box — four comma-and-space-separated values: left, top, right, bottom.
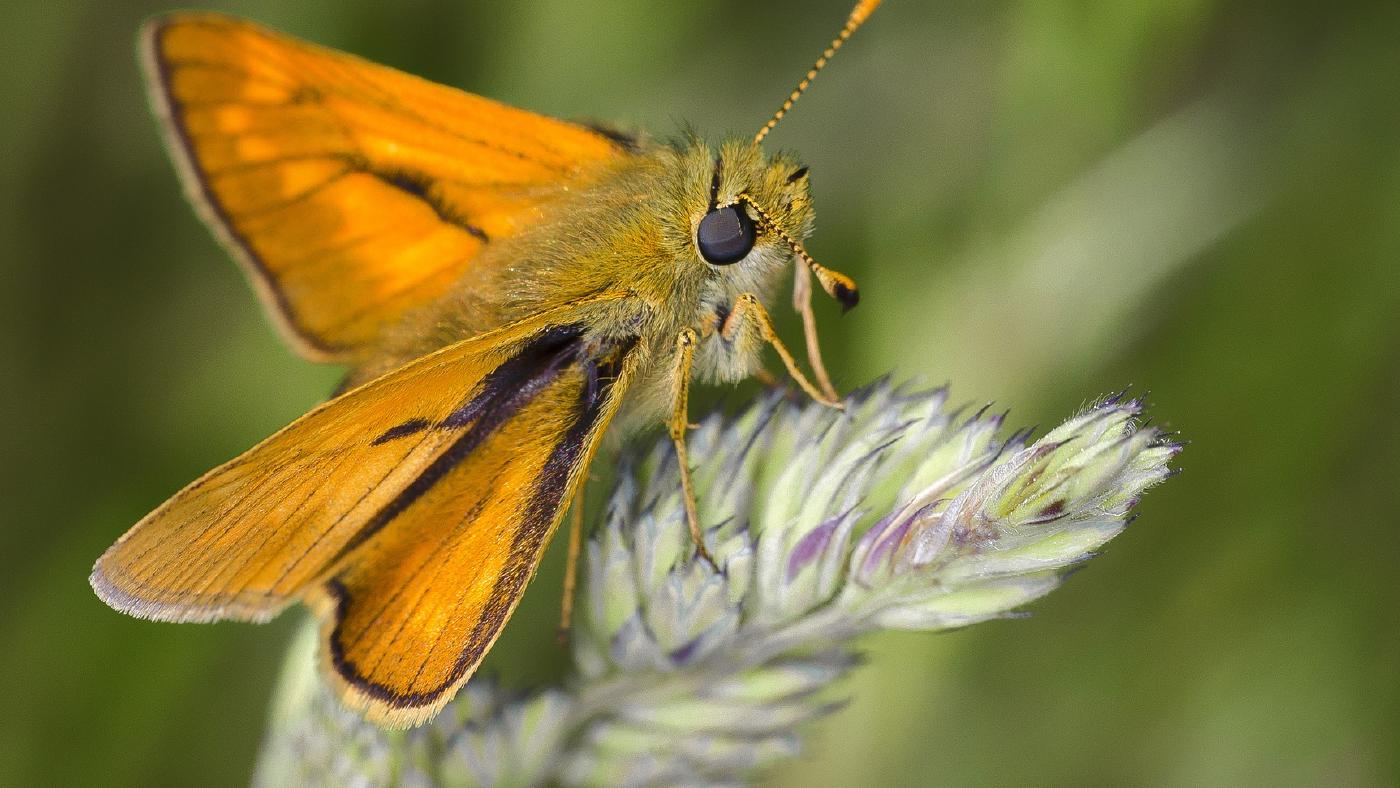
2, 0, 1397, 785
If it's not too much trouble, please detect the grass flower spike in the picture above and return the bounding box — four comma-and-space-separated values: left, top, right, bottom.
258, 381, 1180, 786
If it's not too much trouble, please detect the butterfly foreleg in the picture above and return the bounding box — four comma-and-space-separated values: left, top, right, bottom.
791, 263, 841, 402
723, 293, 844, 410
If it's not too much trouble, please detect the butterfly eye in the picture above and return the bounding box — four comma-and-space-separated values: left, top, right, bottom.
696, 205, 756, 265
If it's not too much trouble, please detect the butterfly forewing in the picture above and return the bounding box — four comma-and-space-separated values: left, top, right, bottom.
143, 13, 632, 360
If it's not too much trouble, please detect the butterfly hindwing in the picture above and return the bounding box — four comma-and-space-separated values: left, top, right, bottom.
142, 13, 633, 360
91, 295, 642, 714
308, 329, 636, 726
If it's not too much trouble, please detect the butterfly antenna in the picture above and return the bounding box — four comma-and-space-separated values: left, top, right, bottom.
733, 195, 859, 312
753, 0, 884, 145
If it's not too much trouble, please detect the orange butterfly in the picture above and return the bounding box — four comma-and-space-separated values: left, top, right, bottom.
93, 1, 880, 727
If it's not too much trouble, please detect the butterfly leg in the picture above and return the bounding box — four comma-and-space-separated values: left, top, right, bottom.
699, 301, 783, 395
753, 366, 784, 389
792, 262, 841, 402
668, 328, 720, 570
556, 488, 585, 644
725, 293, 844, 410
754, 365, 811, 407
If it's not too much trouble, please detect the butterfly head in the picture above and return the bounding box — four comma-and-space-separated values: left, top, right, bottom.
686, 139, 855, 313
682, 0, 880, 314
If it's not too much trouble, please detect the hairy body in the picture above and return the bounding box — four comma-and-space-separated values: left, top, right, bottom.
360, 138, 816, 437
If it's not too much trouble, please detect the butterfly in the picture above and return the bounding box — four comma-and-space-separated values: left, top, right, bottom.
92, 0, 881, 727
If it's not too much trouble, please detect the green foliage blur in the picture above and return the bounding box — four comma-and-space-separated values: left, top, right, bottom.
1, 1, 1395, 785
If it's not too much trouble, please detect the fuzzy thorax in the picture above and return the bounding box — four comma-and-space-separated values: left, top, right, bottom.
363, 135, 821, 409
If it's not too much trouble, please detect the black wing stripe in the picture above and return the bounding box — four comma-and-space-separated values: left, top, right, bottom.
330, 324, 584, 565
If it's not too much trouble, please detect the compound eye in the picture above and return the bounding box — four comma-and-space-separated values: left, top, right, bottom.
696, 205, 756, 265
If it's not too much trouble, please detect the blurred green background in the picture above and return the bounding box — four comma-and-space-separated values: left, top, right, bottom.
2, 0, 1396, 785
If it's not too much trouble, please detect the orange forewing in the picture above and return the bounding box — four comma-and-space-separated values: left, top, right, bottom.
142, 13, 631, 360
92, 296, 641, 725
